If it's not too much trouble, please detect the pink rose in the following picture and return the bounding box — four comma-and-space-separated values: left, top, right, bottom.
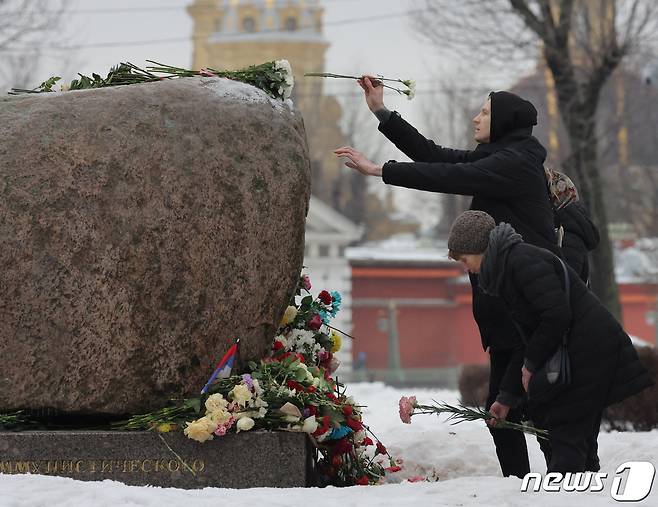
308, 314, 322, 330
407, 475, 426, 483
301, 275, 312, 291
399, 396, 417, 424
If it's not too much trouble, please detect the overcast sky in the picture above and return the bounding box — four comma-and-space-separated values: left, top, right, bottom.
29, 0, 524, 122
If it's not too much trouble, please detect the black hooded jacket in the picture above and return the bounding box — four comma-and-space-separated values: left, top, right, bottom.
379, 91, 558, 255
556, 202, 600, 283
378, 92, 559, 360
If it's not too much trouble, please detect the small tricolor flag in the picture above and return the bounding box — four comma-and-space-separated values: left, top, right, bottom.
200, 339, 240, 394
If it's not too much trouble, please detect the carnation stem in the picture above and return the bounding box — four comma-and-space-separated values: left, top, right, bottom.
157, 433, 196, 477
325, 324, 356, 340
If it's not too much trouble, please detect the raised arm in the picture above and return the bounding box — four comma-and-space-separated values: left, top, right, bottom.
379, 112, 484, 164
381, 149, 537, 198
358, 76, 479, 164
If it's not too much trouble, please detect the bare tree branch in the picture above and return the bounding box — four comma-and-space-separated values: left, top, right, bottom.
0, 0, 70, 91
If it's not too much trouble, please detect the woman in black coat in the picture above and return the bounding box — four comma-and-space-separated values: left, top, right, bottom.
335, 79, 559, 478
447, 210, 652, 472
557, 202, 600, 284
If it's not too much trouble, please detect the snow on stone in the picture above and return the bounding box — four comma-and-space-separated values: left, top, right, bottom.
201, 77, 294, 113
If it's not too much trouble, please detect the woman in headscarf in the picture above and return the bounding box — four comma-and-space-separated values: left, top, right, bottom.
446, 210, 652, 472
545, 167, 600, 284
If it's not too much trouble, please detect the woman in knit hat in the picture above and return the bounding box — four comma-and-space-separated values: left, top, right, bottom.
447, 210, 652, 473
335, 80, 560, 479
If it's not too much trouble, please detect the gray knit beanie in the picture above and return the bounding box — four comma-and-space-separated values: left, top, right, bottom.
448, 211, 496, 255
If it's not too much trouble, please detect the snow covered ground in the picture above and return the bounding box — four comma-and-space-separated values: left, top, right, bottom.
1, 382, 656, 507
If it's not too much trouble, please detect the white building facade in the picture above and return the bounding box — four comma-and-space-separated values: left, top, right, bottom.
304, 197, 363, 379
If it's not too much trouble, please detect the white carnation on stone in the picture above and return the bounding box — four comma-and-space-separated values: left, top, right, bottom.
236, 417, 255, 432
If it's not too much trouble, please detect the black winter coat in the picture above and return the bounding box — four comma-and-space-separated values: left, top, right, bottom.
378, 112, 559, 357
499, 242, 652, 425
379, 112, 559, 254
556, 202, 600, 283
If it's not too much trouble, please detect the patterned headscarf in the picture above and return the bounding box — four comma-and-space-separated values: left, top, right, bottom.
545, 167, 579, 210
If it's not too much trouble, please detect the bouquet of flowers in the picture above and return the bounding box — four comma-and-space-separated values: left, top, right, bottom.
305, 72, 415, 100
116, 273, 396, 487
10, 60, 295, 101
398, 396, 549, 439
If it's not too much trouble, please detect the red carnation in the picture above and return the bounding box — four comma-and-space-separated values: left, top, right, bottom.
326, 392, 338, 402
286, 380, 304, 391
385, 465, 402, 473
318, 290, 333, 305
356, 475, 369, 486
376, 442, 387, 455
333, 438, 353, 455
362, 437, 374, 446
342, 405, 353, 416
346, 418, 363, 432
272, 340, 284, 351
306, 385, 317, 393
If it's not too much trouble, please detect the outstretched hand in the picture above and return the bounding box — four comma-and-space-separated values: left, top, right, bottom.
334, 146, 383, 177
486, 401, 510, 427
522, 366, 532, 393
357, 76, 385, 113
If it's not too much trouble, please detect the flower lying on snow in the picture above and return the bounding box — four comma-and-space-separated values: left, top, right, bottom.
399, 396, 417, 424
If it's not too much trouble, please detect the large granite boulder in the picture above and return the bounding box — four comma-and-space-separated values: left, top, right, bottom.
0, 78, 311, 414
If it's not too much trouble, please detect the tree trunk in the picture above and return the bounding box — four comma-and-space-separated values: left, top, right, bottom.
563, 108, 623, 321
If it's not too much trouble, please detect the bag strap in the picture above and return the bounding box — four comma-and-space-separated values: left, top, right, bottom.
556, 257, 571, 346
510, 256, 571, 347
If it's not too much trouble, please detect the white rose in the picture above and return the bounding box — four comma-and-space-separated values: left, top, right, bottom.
183, 416, 216, 443
252, 379, 264, 396
253, 397, 268, 408
230, 384, 253, 407
236, 417, 255, 432
205, 393, 228, 414
302, 416, 319, 434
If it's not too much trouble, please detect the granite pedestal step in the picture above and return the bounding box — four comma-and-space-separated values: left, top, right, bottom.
0, 430, 314, 489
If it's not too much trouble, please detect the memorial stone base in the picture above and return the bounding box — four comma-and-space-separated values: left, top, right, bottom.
0, 430, 314, 489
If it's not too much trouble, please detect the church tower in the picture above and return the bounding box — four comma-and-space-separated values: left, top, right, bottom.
187, 0, 349, 212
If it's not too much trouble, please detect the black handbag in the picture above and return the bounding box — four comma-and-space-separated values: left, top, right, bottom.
515, 258, 572, 404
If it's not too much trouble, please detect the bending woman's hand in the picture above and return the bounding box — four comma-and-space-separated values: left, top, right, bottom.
521, 365, 532, 393
486, 401, 510, 427
334, 146, 383, 177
